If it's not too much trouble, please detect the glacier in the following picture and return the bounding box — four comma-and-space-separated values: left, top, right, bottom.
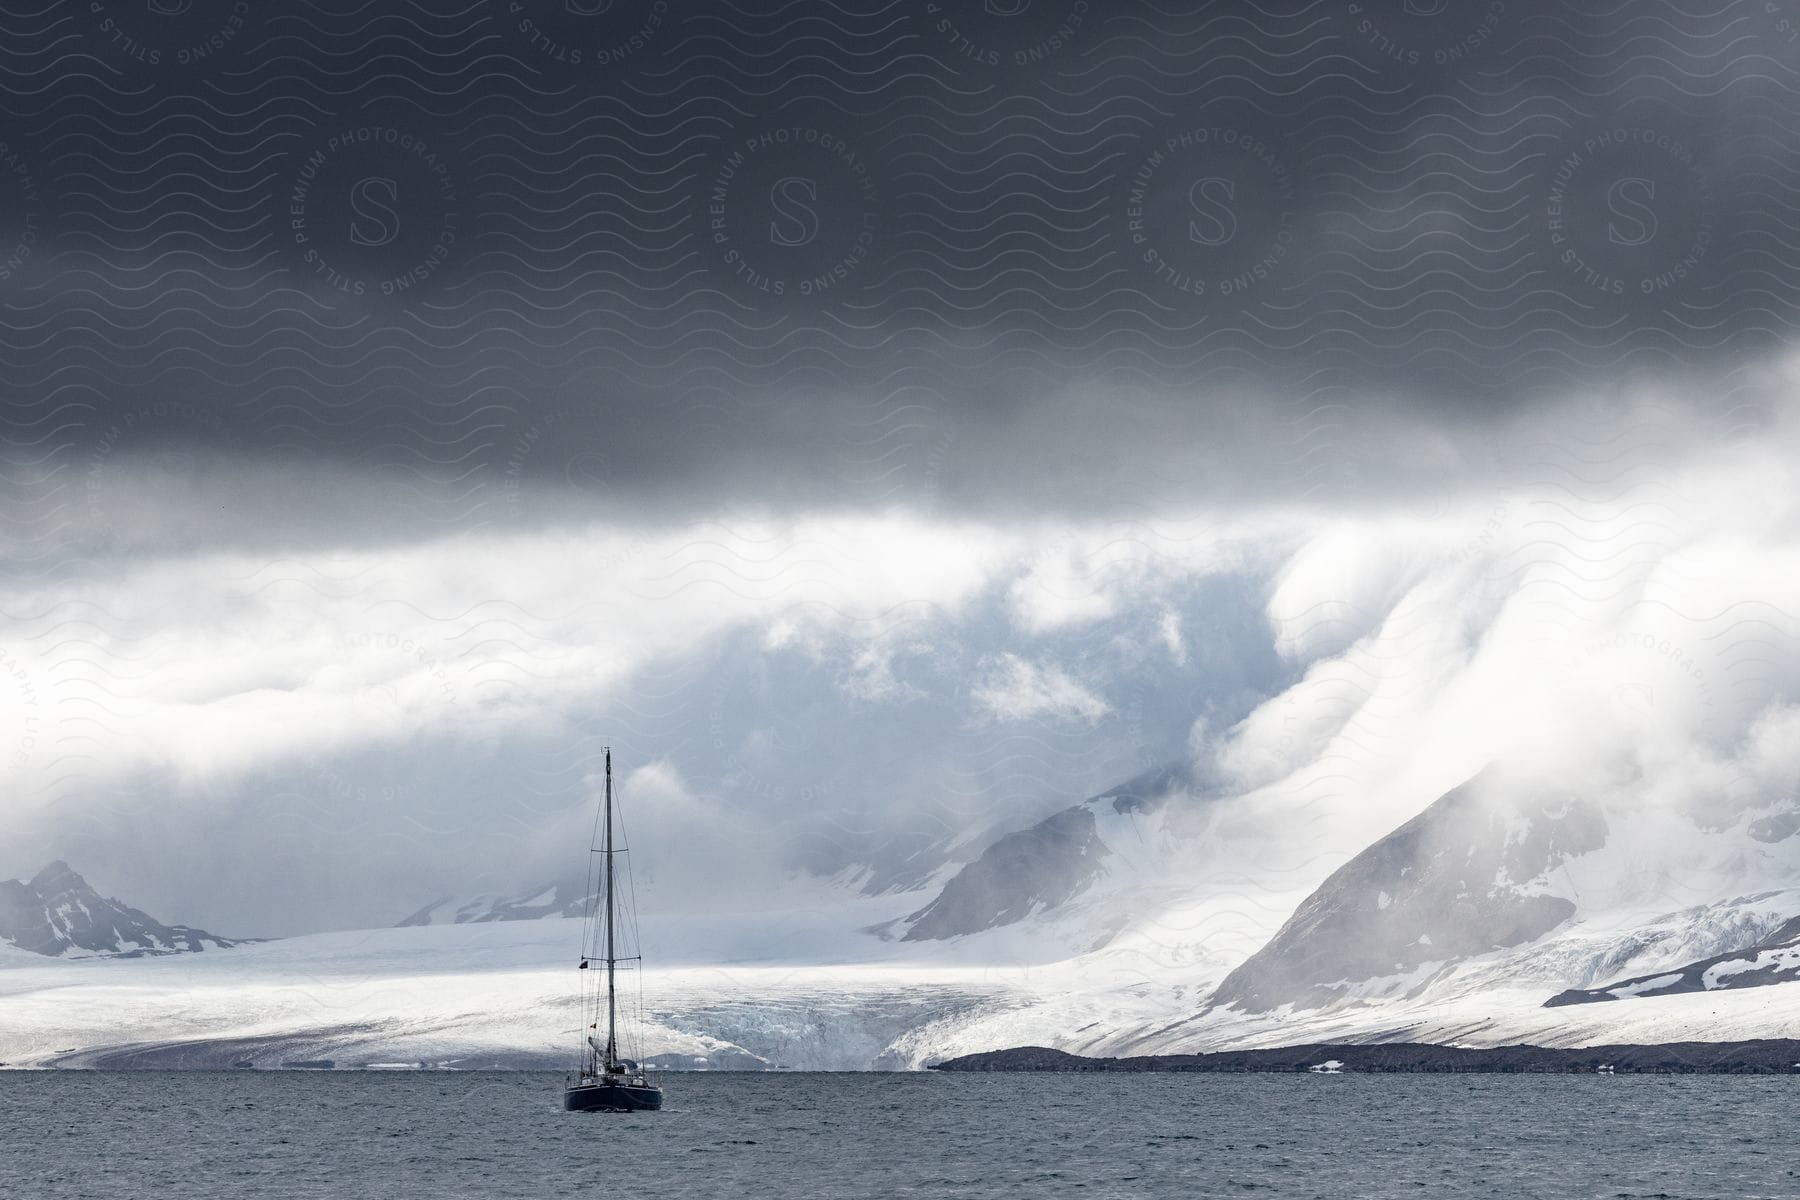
6, 881, 1800, 1072
11, 764, 1800, 1070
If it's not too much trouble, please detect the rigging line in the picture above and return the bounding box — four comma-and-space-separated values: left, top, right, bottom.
580, 763, 605, 959
617, 781, 643, 1067
614, 778, 647, 974
576, 751, 609, 1071
604, 746, 618, 1066
613, 772, 651, 1063
618, 810, 645, 951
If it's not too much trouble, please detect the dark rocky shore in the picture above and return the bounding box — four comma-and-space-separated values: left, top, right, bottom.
932, 1041, 1800, 1074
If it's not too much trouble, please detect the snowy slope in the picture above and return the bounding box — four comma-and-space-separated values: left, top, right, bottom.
396, 881, 592, 926
921, 893, 1800, 1062
1209, 772, 1606, 1012
11, 763, 1800, 1069
10, 902, 1800, 1072
0, 899, 1038, 1071
891, 764, 1188, 943
1546, 910, 1800, 1006
903, 764, 1800, 1059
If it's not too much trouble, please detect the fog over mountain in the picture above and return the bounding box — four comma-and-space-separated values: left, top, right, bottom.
0, 0, 1797, 970
3, 374, 1794, 945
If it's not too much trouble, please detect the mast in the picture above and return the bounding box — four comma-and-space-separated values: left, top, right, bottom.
603, 746, 617, 1070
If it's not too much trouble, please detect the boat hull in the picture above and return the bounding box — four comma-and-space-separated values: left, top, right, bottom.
562, 1081, 664, 1112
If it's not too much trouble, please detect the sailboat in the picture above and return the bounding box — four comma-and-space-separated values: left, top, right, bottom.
563, 748, 664, 1112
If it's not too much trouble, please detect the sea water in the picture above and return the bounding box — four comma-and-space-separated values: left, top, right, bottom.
3, 1070, 1796, 1199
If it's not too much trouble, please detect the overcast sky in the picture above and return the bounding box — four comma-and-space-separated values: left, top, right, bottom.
2, 1, 1799, 936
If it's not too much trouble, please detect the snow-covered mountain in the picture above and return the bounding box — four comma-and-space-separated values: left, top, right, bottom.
869, 754, 1800, 1056
12, 755, 1800, 1069
895, 805, 1108, 941
396, 880, 593, 927
9, 884, 1800, 1072
0, 862, 240, 958
1207, 771, 1606, 1013
398, 764, 1195, 943
1546, 911, 1800, 1007
888, 764, 1190, 942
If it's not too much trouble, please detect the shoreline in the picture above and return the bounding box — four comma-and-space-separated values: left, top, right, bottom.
930, 1041, 1800, 1074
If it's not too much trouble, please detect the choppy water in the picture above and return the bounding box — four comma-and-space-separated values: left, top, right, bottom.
4, 1070, 1798, 1199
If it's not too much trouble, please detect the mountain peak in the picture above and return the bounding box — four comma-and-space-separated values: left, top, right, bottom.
894, 759, 1193, 943
0, 862, 240, 958
28, 860, 83, 891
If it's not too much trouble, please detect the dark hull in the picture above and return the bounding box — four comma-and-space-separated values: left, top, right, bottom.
563, 1082, 663, 1112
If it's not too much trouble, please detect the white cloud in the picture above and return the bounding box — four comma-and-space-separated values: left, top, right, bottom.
970, 653, 1110, 724
11, 355, 1800, 936
1201, 378, 1800, 851
1158, 609, 1188, 665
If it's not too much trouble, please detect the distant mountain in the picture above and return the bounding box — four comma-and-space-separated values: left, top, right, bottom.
894, 763, 1190, 941
1208, 772, 1607, 1013
396, 880, 594, 926
0, 861, 240, 958
1546, 913, 1800, 1007
898, 806, 1108, 942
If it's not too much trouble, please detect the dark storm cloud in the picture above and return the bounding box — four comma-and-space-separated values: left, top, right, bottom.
3, 0, 1797, 524
6, 0, 1800, 938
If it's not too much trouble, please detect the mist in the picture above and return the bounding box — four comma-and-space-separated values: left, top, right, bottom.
0, 355, 1792, 937
4, 0, 1799, 953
